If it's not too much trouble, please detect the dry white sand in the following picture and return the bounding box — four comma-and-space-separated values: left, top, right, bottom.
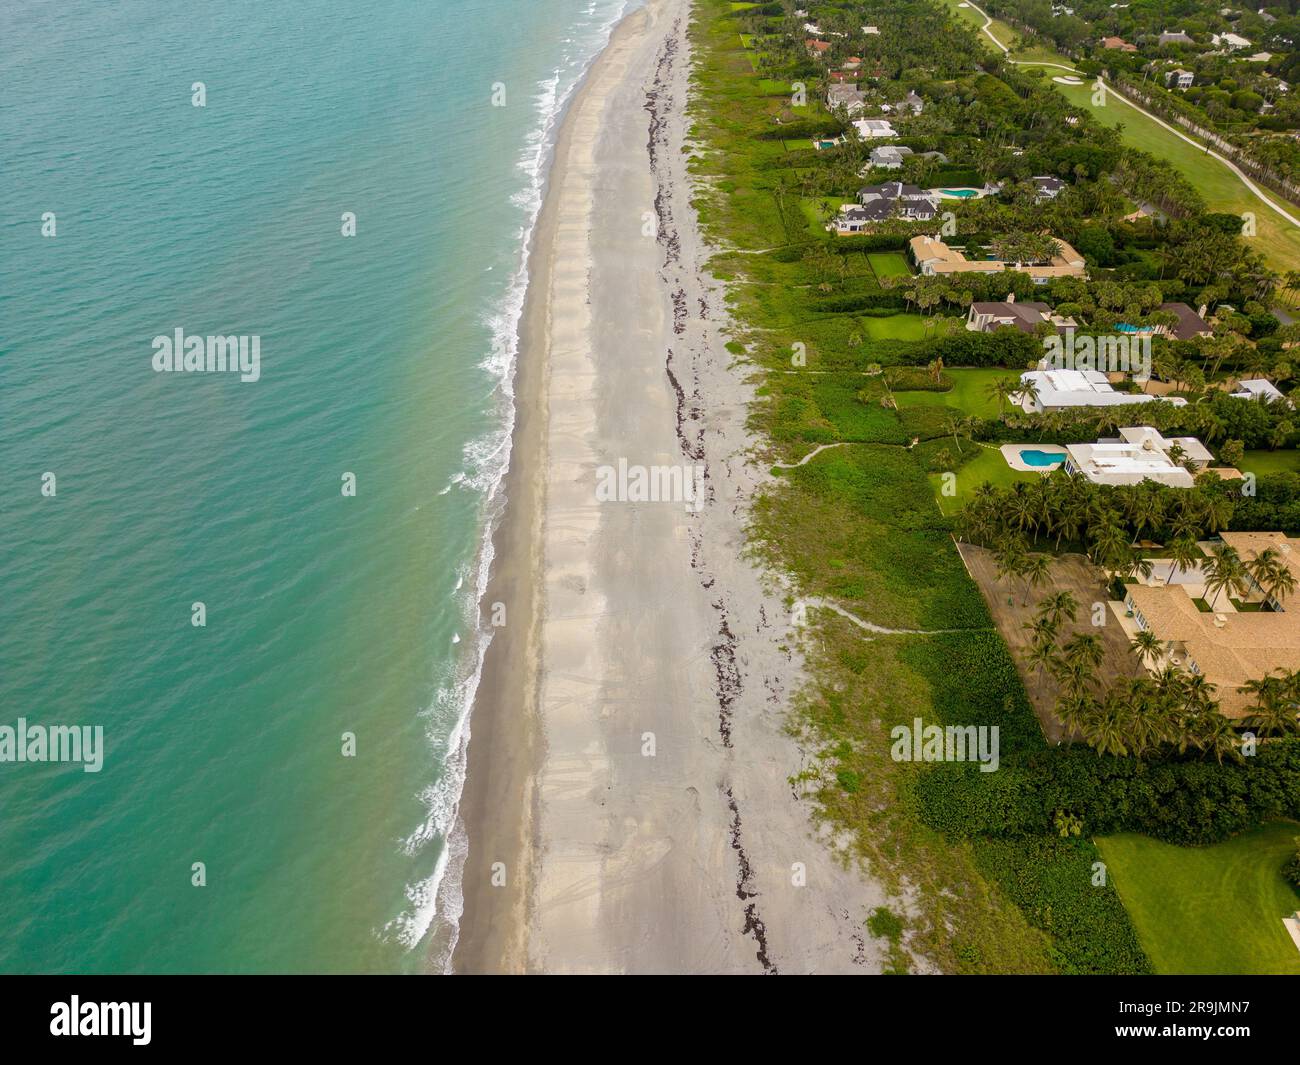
455, 0, 893, 974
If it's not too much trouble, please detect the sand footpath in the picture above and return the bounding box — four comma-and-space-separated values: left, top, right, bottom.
453, 0, 890, 974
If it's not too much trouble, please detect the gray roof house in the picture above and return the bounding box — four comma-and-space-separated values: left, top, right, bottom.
1032, 175, 1066, 200
869, 145, 914, 169
827, 83, 867, 114
967, 300, 1076, 334
856, 181, 939, 220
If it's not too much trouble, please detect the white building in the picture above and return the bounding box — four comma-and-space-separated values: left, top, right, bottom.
1165, 68, 1195, 88
1212, 31, 1252, 49
1231, 378, 1291, 405
1062, 427, 1212, 488
1018, 368, 1184, 413
852, 118, 897, 138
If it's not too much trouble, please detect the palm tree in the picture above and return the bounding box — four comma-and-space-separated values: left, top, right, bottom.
1022, 554, 1052, 605
986, 376, 1021, 416
992, 535, 1028, 598
1089, 516, 1128, 573
1054, 690, 1094, 739
1166, 532, 1200, 587
1060, 632, 1104, 691
1239, 671, 1300, 736
1248, 547, 1297, 608
1130, 628, 1163, 670
1017, 377, 1040, 413
1191, 712, 1242, 764
1202, 542, 1248, 611
943, 412, 973, 455
1036, 590, 1078, 629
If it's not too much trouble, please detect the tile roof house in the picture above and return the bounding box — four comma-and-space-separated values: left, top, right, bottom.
1101, 35, 1138, 51
1126, 531, 1300, 717
1160, 29, 1196, 46
1212, 31, 1252, 49
908, 234, 1087, 282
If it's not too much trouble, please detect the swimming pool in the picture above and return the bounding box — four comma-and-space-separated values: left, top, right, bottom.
1020, 449, 1065, 467
939, 188, 979, 197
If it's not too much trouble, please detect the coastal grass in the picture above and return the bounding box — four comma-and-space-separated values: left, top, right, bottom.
691, 0, 1150, 973
1096, 823, 1300, 975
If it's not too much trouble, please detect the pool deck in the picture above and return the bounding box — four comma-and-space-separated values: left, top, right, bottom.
1000, 443, 1067, 472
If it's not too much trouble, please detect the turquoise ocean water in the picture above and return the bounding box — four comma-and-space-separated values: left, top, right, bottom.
0, 0, 633, 973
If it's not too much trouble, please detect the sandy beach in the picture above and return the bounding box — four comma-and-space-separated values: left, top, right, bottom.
452, 0, 890, 974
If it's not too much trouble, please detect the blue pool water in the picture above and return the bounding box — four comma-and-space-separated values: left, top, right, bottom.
1021, 449, 1066, 467
940, 188, 979, 197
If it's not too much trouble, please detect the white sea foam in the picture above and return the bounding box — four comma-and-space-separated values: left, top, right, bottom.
384, 0, 637, 969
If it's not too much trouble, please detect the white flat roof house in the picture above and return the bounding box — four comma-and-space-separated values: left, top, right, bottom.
1212, 31, 1251, 49
1018, 369, 1186, 413
1062, 427, 1212, 488
853, 118, 897, 138
1231, 378, 1292, 406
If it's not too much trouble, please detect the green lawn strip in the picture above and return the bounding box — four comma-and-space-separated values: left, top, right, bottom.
929, 444, 1039, 514
1240, 448, 1300, 478
892, 367, 1010, 420
1096, 823, 1300, 975
866, 251, 913, 280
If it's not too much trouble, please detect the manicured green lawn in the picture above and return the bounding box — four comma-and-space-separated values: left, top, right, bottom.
1096, 823, 1300, 975
860, 313, 932, 342
1240, 449, 1300, 477
867, 251, 912, 279
893, 367, 1013, 420
927, 443, 1037, 514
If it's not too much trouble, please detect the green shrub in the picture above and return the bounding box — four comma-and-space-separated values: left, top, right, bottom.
867, 906, 905, 941
1284, 838, 1300, 891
